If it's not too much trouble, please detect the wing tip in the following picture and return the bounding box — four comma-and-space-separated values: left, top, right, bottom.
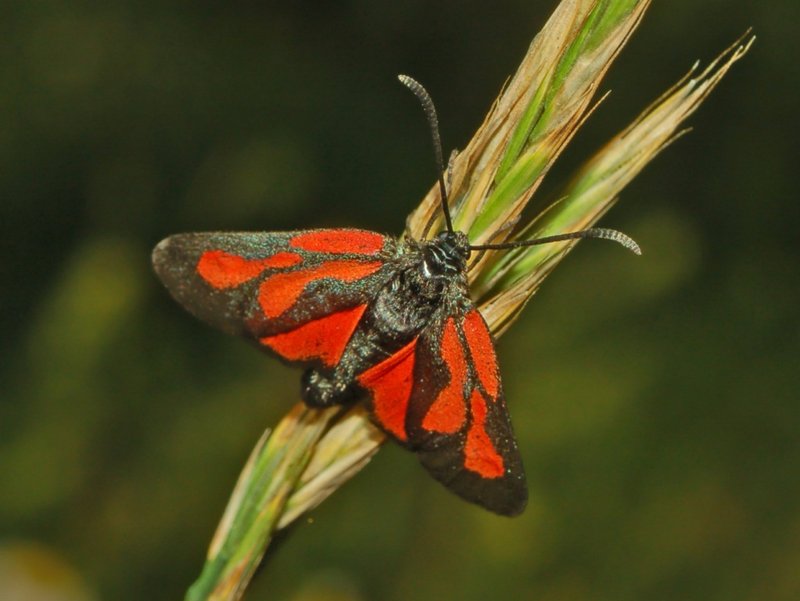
151, 233, 196, 282
473, 470, 528, 517
492, 484, 528, 517
151, 235, 173, 274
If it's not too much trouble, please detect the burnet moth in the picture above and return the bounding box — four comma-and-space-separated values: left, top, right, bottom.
152, 75, 640, 516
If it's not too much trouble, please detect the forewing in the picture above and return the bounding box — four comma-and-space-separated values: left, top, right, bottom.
405, 307, 527, 516
152, 229, 394, 368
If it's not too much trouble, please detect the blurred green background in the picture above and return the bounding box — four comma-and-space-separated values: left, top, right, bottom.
2, 1, 798, 600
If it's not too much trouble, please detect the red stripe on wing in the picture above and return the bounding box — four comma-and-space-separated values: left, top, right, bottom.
464, 389, 505, 478
259, 304, 366, 367
421, 318, 468, 434
258, 260, 383, 318
357, 338, 418, 442
290, 230, 385, 255
197, 250, 302, 289
463, 310, 500, 400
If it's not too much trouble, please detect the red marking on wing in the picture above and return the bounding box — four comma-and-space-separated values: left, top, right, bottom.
357, 339, 418, 442
197, 250, 301, 289
260, 304, 367, 367
258, 260, 382, 318
463, 310, 500, 400
464, 389, 505, 478
422, 318, 468, 434
290, 230, 385, 255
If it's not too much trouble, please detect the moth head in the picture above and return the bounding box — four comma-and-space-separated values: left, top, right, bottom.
422, 231, 469, 278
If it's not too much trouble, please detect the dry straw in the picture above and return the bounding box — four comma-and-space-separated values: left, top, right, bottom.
185, 1, 753, 599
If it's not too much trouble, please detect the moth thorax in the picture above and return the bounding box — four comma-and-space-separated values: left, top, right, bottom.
421, 231, 469, 279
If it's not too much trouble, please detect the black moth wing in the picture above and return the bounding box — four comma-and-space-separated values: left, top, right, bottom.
151, 230, 396, 361
405, 304, 528, 516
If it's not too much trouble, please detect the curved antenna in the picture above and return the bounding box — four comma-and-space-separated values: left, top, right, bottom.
398, 74, 453, 233
469, 227, 642, 255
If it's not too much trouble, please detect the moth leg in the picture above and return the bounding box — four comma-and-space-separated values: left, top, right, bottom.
301, 368, 355, 408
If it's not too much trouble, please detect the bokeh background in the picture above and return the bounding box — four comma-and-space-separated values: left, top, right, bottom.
2, 2, 798, 600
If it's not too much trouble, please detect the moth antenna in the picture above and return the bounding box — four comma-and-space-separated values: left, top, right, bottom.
398, 74, 454, 233
469, 227, 642, 255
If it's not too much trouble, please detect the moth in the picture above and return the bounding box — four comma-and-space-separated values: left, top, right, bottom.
152, 76, 639, 516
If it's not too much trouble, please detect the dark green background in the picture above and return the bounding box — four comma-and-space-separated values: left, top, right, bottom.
2, 2, 797, 600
